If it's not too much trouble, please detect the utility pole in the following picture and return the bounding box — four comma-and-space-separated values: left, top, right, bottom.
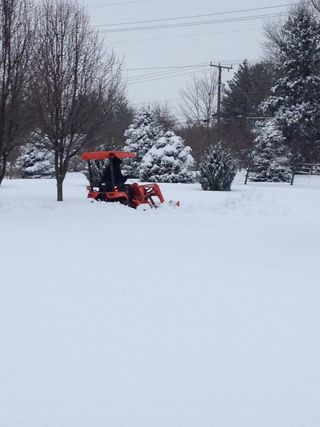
210, 62, 233, 140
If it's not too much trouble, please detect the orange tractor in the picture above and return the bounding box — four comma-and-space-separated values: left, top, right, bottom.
81, 151, 165, 208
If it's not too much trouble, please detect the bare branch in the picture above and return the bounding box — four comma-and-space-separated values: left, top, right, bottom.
32, 0, 125, 200
180, 71, 218, 127
0, 0, 35, 184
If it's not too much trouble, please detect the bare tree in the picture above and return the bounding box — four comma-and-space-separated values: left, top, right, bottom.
263, 19, 285, 61
180, 71, 218, 127
32, 0, 124, 201
0, 0, 34, 185
151, 101, 176, 131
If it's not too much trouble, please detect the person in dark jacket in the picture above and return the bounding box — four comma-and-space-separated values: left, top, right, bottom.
102, 156, 127, 189
113, 157, 127, 186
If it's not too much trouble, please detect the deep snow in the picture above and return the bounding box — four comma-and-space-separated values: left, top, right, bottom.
0, 173, 320, 427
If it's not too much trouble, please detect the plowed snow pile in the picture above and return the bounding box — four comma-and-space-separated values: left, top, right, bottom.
1, 173, 319, 427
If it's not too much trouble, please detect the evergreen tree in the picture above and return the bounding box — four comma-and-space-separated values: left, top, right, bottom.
199, 143, 237, 191
16, 139, 54, 179
123, 108, 163, 177
250, 120, 292, 182
140, 131, 194, 183
263, 5, 320, 161
221, 60, 276, 162
223, 60, 275, 122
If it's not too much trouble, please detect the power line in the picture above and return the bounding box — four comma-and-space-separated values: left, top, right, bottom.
127, 69, 212, 84
124, 61, 261, 85
127, 67, 213, 85
98, 12, 287, 33
127, 67, 211, 83
123, 55, 320, 78
95, 4, 290, 27
125, 63, 217, 84
128, 68, 207, 82
123, 62, 208, 71
123, 59, 260, 73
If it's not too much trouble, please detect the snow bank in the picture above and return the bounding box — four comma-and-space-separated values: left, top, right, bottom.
0, 173, 319, 427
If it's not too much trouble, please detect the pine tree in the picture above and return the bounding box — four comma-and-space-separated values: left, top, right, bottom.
16, 139, 54, 179
140, 131, 194, 183
223, 60, 275, 121
263, 5, 320, 161
250, 120, 292, 182
221, 60, 276, 162
122, 108, 163, 177
199, 143, 237, 191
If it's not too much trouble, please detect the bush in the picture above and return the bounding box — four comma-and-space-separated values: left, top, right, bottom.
140, 131, 194, 183
199, 143, 237, 191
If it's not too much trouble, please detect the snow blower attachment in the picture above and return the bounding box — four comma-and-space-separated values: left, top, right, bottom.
81, 151, 165, 208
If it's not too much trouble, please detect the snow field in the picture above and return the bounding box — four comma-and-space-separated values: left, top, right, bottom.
0, 173, 320, 427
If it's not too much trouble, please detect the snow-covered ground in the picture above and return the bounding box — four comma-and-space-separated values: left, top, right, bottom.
1, 173, 320, 427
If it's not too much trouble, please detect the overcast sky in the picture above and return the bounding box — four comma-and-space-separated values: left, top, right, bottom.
81, 0, 291, 111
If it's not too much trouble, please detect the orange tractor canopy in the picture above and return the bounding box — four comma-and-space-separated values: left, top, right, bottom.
81, 151, 136, 161
81, 150, 165, 208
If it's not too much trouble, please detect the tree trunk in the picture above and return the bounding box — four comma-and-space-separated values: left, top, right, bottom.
57, 176, 63, 201
0, 156, 6, 185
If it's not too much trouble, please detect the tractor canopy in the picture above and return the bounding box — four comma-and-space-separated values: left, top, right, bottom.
81, 151, 136, 161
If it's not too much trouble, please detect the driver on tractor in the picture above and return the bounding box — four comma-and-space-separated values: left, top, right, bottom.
102, 155, 127, 190
102, 154, 134, 202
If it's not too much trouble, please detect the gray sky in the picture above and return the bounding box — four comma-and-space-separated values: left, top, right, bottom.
81, 0, 290, 112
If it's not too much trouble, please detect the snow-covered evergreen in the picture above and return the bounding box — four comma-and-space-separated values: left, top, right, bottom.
16, 141, 54, 179
140, 131, 194, 183
199, 143, 237, 191
123, 108, 163, 177
250, 120, 292, 182
262, 6, 320, 160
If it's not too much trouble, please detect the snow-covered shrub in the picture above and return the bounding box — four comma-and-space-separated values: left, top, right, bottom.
250, 120, 292, 182
123, 108, 163, 177
199, 143, 237, 191
140, 131, 194, 183
16, 142, 54, 179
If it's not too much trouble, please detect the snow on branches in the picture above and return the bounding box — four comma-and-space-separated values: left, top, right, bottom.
199, 143, 237, 191
250, 120, 292, 182
123, 108, 163, 177
140, 131, 194, 183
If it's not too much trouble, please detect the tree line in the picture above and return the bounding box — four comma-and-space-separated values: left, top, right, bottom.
2, 0, 320, 199
167, 0, 320, 183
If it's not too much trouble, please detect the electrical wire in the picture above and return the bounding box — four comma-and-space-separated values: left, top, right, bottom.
123, 59, 260, 73
95, 4, 291, 27
128, 68, 206, 82
98, 12, 287, 33
127, 67, 213, 85
126, 63, 213, 82
123, 62, 209, 71
127, 67, 211, 83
